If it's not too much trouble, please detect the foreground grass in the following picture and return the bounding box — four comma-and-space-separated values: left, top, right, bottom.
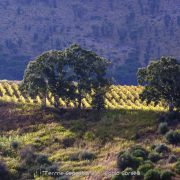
0, 102, 179, 179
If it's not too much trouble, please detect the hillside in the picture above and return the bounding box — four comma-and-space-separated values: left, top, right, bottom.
0, 102, 180, 179
0, 0, 180, 84
0, 80, 179, 179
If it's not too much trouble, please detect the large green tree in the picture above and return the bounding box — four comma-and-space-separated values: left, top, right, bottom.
20, 50, 73, 108
65, 44, 111, 110
21, 44, 111, 110
137, 57, 180, 112
20, 51, 54, 107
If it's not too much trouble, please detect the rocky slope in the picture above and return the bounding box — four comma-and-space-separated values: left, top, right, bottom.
0, 0, 180, 84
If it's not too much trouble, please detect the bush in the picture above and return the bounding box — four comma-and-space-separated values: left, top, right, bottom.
36, 154, 51, 165
175, 161, 180, 174
168, 154, 177, 163
130, 145, 148, 160
158, 123, 168, 134
154, 144, 169, 154
111, 174, 125, 180
78, 151, 96, 161
62, 137, 75, 148
10, 141, 19, 149
148, 152, 161, 163
138, 163, 154, 176
122, 167, 134, 180
132, 149, 148, 160
160, 170, 175, 180
0, 161, 10, 180
162, 112, 180, 125
117, 152, 142, 171
144, 169, 161, 180
165, 130, 180, 145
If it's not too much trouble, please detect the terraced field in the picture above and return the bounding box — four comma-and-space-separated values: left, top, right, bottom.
0, 81, 166, 111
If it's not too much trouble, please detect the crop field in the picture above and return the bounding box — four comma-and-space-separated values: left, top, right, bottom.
0, 81, 166, 111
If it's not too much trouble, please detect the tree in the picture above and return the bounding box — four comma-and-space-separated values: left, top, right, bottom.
20, 51, 58, 108
65, 44, 111, 110
137, 57, 180, 112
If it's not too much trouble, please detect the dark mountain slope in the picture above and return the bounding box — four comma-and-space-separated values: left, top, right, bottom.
0, 0, 180, 84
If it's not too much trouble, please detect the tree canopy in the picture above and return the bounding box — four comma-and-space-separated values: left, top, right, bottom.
137, 57, 180, 112
20, 44, 111, 109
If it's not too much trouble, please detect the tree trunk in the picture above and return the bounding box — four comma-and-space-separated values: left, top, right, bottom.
42, 95, 47, 108
54, 95, 59, 108
78, 95, 82, 110
169, 101, 174, 112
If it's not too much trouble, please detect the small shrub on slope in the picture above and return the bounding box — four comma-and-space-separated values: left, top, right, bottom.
158, 122, 168, 134
144, 169, 161, 180
148, 152, 161, 163
137, 163, 154, 176
175, 161, 180, 174
154, 144, 169, 154
165, 130, 180, 145
160, 170, 175, 180
117, 152, 142, 171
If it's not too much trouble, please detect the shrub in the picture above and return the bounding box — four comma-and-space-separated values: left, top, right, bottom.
78, 151, 96, 161
165, 112, 180, 125
160, 170, 175, 180
168, 154, 177, 163
165, 130, 180, 145
148, 152, 161, 163
175, 161, 180, 174
144, 169, 161, 180
138, 163, 154, 176
61, 137, 75, 148
130, 145, 148, 160
159, 112, 180, 125
111, 174, 125, 180
10, 141, 19, 149
36, 154, 51, 165
117, 152, 142, 171
154, 144, 169, 154
0, 161, 10, 180
158, 123, 168, 134
132, 149, 148, 160
122, 167, 134, 180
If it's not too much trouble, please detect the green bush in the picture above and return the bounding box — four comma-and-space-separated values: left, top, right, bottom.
160, 170, 175, 180
10, 141, 19, 150
130, 145, 148, 160
158, 122, 168, 134
78, 151, 96, 161
117, 152, 142, 171
137, 163, 154, 176
148, 152, 161, 163
36, 154, 51, 165
165, 130, 180, 145
122, 167, 134, 180
111, 174, 125, 180
154, 144, 169, 154
144, 169, 161, 180
18, 146, 57, 179
168, 154, 177, 163
61, 137, 75, 148
132, 149, 148, 160
175, 161, 180, 174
